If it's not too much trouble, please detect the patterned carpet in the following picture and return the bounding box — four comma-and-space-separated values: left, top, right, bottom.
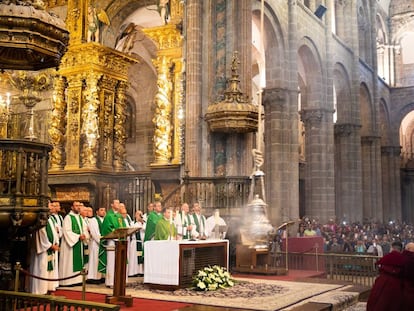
74, 277, 350, 311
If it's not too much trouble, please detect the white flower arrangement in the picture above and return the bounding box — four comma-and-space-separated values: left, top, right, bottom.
193, 265, 235, 291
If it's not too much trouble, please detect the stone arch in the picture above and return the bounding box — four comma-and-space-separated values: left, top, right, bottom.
98, 2, 162, 171
398, 104, 414, 167
252, 1, 286, 91
333, 62, 352, 123
359, 82, 373, 136
298, 37, 325, 110
376, 13, 390, 82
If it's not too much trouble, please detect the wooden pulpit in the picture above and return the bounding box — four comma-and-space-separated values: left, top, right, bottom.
102, 227, 139, 307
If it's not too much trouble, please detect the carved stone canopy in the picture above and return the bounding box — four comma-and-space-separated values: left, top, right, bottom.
205, 52, 258, 133
0, 2, 69, 70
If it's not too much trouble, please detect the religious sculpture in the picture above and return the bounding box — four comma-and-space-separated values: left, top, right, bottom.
87, 5, 110, 43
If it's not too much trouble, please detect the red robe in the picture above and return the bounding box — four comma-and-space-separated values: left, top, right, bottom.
401, 250, 414, 311
367, 250, 405, 311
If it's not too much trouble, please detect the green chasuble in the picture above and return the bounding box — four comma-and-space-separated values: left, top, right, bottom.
143, 211, 162, 242
98, 209, 124, 273
70, 214, 84, 272
46, 218, 55, 271
154, 217, 177, 240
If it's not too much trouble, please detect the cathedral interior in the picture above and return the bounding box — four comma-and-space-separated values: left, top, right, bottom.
1, 0, 414, 277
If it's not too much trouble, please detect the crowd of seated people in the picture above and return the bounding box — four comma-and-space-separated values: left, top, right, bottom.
297, 217, 413, 256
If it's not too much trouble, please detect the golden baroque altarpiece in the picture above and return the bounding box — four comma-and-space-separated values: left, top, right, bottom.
46, 0, 185, 207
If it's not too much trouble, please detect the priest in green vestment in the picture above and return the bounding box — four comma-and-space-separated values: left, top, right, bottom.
143, 201, 163, 241
98, 199, 126, 287
154, 207, 177, 240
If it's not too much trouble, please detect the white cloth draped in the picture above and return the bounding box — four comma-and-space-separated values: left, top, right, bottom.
29, 227, 52, 294
87, 216, 103, 280
59, 211, 89, 286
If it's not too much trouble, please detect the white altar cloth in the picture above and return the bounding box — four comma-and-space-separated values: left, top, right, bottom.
144, 239, 228, 286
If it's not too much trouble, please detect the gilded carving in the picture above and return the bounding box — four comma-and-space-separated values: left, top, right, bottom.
114, 81, 128, 171
80, 73, 101, 168
49, 75, 67, 170
153, 56, 173, 164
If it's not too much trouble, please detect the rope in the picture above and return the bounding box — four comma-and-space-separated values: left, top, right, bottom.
18, 267, 83, 282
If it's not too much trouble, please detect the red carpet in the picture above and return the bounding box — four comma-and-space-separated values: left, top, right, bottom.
53, 270, 322, 310
53, 290, 192, 310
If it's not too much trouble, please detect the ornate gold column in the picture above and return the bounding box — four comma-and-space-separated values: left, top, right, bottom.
114, 81, 128, 171
65, 75, 82, 169
143, 5, 184, 166
152, 55, 173, 164
49, 75, 67, 170
99, 76, 117, 170
54, 0, 138, 172
81, 73, 101, 169
66, 0, 88, 45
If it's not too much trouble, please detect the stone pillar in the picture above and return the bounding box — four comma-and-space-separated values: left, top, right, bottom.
381, 146, 402, 222
334, 123, 363, 222
185, 0, 203, 176
300, 108, 335, 223
49, 75, 67, 170
264, 87, 299, 227
361, 136, 382, 221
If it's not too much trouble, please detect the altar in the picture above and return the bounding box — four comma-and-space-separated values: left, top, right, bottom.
144, 239, 229, 289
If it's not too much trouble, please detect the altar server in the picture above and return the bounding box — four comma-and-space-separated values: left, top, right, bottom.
59, 201, 89, 286
86, 206, 106, 283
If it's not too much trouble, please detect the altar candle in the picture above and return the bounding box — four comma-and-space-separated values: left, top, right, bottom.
169, 210, 173, 224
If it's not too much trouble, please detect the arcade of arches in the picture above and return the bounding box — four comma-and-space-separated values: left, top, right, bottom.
2, 0, 414, 227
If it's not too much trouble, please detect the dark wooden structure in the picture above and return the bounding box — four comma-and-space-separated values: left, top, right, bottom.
102, 227, 138, 307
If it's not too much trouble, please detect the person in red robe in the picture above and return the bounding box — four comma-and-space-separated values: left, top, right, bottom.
401, 242, 414, 311
366, 241, 404, 311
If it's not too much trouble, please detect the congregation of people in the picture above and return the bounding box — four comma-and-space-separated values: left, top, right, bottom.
29, 199, 225, 295
296, 218, 413, 256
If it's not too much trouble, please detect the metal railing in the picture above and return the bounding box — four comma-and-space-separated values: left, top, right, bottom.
0, 290, 120, 311
271, 251, 379, 287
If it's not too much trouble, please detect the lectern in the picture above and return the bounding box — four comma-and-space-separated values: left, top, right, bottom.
102, 227, 139, 307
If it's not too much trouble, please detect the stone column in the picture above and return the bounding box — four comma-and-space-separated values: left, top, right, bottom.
49, 75, 67, 170
381, 146, 402, 222
264, 87, 299, 226
185, 0, 203, 175
361, 136, 383, 221
300, 108, 335, 222
334, 123, 363, 222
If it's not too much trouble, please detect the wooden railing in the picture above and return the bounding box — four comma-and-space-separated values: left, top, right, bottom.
0, 290, 120, 311
270, 251, 379, 287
